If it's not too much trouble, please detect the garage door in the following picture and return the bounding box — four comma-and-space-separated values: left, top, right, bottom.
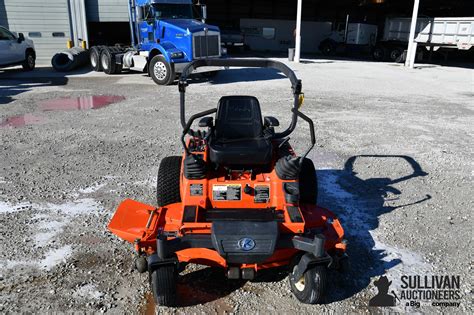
0, 0, 71, 64
86, 0, 129, 22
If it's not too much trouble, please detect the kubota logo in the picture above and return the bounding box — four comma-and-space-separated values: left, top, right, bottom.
238, 238, 256, 251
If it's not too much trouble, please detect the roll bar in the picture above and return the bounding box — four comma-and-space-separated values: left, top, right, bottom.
178, 58, 303, 139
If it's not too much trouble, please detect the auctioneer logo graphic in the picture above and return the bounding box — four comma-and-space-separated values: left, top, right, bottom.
369, 274, 463, 308
369, 276, 396, 307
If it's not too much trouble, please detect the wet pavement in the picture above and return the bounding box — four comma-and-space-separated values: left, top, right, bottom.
1, 95, 125, 129
38, 95, 126, 111
0, 114, 46, 128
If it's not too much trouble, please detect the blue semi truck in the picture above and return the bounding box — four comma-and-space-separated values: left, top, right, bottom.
89, 0, 224, 85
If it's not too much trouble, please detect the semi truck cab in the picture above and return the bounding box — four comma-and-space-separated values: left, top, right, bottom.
91, 0, 224, 85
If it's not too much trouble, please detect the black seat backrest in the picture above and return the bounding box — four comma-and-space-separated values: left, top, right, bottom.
215, 96, 263, 141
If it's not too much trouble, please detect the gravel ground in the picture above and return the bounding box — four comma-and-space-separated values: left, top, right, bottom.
0, 58, 472, 314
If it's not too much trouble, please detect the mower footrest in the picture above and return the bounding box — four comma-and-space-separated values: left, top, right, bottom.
156, 234, 214, 259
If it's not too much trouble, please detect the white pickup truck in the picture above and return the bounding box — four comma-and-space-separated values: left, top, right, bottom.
0, 26, 36, 71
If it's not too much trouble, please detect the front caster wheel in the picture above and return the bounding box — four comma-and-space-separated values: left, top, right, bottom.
150, 265, 177, 306
289, 264, 327, 304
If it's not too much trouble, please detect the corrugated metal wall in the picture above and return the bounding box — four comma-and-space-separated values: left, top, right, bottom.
0, 0, 130, 63
0, 0, 72, 63
86, 0, 129, 22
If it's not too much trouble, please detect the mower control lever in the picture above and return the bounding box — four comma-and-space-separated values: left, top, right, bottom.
198, 116, 213, 128
264, 116, 279, 127
293, 79, 302, 95
291, 108, 316, 163
278, 137, 290, 149
181, 108, 217, 155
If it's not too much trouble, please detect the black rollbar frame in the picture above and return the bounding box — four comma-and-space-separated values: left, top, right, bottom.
178, 58, 303, 139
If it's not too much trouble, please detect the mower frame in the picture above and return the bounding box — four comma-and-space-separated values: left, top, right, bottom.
108, 58, 347, 305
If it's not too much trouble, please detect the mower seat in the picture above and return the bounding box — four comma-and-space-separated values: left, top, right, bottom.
209, 96, 272, 166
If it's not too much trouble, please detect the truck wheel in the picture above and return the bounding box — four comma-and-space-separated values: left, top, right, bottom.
372, 46, 386, 61
100, 48, 113, 74
389, 47, 403, 62
156, 156, 182, 206
320, 41, 336, 56
100, 48, 122, 75
149, 55, 175, 85
150, 265, 177, 306
299, 158, 318, 204
289, 264, 327, 304
22, 50, 35, 71
90, 46, 103, 71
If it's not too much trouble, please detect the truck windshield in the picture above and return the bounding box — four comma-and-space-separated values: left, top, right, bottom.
153, 4, 193, 19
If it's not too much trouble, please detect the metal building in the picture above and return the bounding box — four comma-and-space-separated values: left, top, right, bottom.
1, 0, 472, 63
0, 0, 72, 63
0, 0, 126, 63
86, 0, 128, 22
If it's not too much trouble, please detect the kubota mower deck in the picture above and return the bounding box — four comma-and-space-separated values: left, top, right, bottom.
108, 59, 347, 306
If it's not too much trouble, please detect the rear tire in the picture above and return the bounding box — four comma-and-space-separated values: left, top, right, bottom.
151, 265, 177, 306
100, 48, 122, 75
389, 47, 403, 62
156, 156, 182, 206
289, 264, 327, 304
299, 158, 318, 204
372, 46, 386, 61
90, 46, 104, 71
320, 40, 336, 56
149, 55, 174, 85
22, 50, 35, 71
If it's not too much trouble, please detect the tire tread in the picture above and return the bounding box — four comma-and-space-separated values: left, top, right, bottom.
151, 265, 177, 306
156, 156, 182, 206
299, 158, 318, 204
289, 264, 327, 304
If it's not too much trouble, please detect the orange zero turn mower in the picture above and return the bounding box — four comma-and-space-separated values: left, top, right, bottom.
108, 59, 347, 306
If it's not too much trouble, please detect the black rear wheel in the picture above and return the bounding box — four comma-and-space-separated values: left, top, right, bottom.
100, 48, 113, 74
299, 158, 318, 204
289, 264, 327, 304
156, 156, 182, 206
90, 46, 104, 71
150, 265, 177, 306
372, 46, 386, 61
22, 50, 35, 71
320, 41, 336, 56
100, 48, 122, 75
389, 47, 404, 62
